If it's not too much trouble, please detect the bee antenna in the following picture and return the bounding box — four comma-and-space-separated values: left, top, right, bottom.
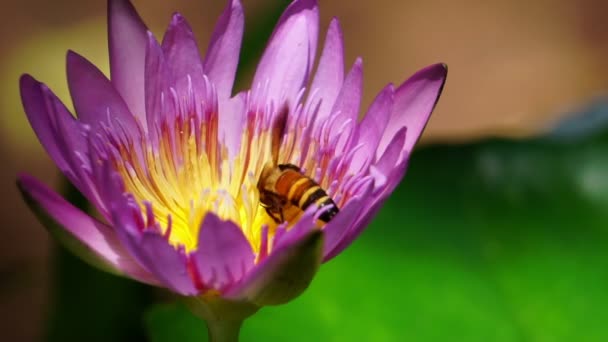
271, 105, 289, 165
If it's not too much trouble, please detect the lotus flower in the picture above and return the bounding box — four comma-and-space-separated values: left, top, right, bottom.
17, 0, 446, 339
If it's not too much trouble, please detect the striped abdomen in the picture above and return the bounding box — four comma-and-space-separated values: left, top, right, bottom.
275, 164, 339, 222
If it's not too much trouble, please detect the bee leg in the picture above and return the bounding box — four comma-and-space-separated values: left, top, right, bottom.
260, 189, 287, 223
265, 207, 281, 224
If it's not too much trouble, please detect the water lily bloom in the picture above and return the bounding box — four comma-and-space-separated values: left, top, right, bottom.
17, 0, 446, 339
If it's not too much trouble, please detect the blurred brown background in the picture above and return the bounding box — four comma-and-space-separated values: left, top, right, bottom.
1, 0, 607, 340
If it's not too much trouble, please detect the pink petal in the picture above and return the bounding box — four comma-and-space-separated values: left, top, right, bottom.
326, 193, 386, 263
98, 161, 197, 295
108, 0, 148, 126
20, 75, 82, 182
377, 63, 447, 156
326, 157, 408, 262
272, 206, 318, 250
354, 83, 395, 169
16, 174, 157, 285
19, 75, 107, 211
192, 213, 255, 292
144, 32, 172, 137
225, 227, 323, 306
66, 51, 140, 135
252, 0, 319, 110
161, 14, 205, 94
308, 17, 344, 121
327, 57, 363, 151
321, 197, 364, 261
203, 0, 244, 100
136, 231, 198, 295
374, 127, 407, 181
218, 91, 247, 159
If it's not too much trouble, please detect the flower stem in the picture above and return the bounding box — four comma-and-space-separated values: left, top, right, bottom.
206, 319, 243, 342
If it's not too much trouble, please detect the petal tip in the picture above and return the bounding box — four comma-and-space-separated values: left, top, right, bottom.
15, 173, 34, 195
419, 62, 448, 81
229, 0, 243, 9
19, 73, 37, 87
170, 12, 186, 26
19, 74, 41, 102
354, 56, 363, 68
65, 50, 87, 70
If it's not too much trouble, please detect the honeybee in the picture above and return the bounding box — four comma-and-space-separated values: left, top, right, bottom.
257, 109, 339, 224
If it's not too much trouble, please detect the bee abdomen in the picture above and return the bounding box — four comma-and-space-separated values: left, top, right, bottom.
276, 170, 339, 223
299, 186, 339, 222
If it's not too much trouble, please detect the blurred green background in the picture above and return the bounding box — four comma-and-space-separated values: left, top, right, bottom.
2, 0, 608, 341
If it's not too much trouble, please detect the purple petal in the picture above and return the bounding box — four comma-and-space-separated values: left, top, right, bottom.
161, 14, 205, 92
218, 91, 247, 159
373, 127, 407, 181
327, 57, 363, 151
203, 0, 244, 100
144, 32, 172, 136
252, 0, 319, 109
325, 158, 408, 262
108, 0, 148, 126
272, 206, 318, 250
98, 161, 197, 295
225, 229, 323, 306
16, 174, 158, 285
325, 194, 386, 263
20, 75, 82, 180
379, 158, 410, 200
321, 197, 363, 261
308, 18, 344, 121
377, 63, 447, 156
136, 231, 198, 295
66, 51, 140, 135
19, 75, 106, 210
351, 83, 395, 172
192, 213, 255, 292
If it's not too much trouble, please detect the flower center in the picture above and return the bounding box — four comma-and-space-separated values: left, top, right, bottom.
103, 86, 360, 254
